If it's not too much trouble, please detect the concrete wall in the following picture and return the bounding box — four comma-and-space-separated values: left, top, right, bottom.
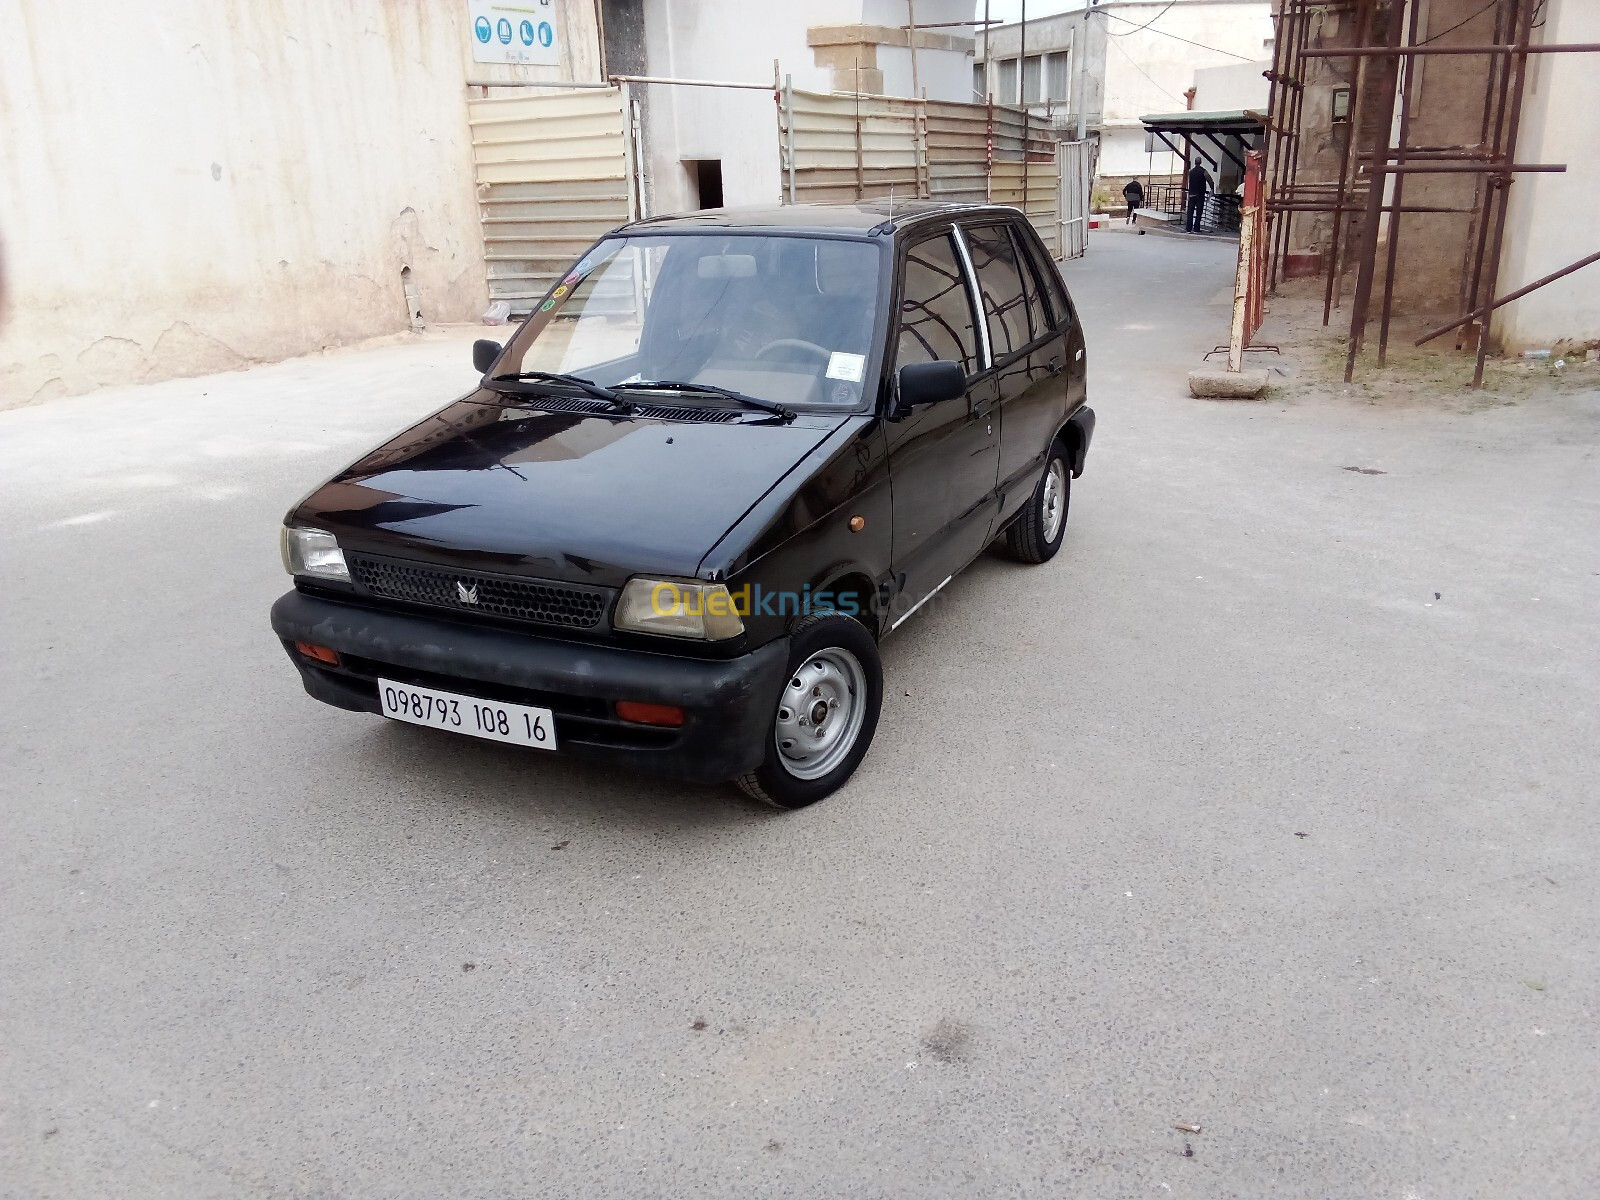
637, 0, 972, 217
638, 0, 848, 216
0, 0, 600, 408
1193, 59, 1272, 112
1492, 0, 1600, 353
1383, 0, 1492, 313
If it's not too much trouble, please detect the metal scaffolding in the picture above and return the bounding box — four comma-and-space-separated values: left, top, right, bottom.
1262, 0, 1600, 387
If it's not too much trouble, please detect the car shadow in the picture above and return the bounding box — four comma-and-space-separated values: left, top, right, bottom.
345, 716, 771, 832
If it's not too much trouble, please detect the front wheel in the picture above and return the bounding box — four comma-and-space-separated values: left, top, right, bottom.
735, 614, 882, 809
1003, 443, 1070, 563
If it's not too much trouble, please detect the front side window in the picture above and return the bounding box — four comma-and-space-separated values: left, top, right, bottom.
895, 233, 980, 378
496, 234, 882, 410
962, 224, 1033, 361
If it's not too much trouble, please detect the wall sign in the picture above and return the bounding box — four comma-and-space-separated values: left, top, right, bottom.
469, 0, 559, 66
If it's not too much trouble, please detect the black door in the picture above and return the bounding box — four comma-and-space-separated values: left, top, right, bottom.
960, 220, 1070, 528
884, 229, 999, 624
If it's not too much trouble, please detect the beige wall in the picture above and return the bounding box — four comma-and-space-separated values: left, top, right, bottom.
1492, 0, 1600, 353
0, 0, 599, 408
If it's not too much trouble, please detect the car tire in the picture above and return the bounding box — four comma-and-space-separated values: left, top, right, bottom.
1003, 441, 1071, 564
735, 613, 882, 810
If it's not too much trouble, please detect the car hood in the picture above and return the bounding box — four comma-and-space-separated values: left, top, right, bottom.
293, 395, 849, 586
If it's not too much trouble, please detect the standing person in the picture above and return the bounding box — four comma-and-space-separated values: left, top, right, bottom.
1184, 162, 1210, 233
1121, 178, 1145, 224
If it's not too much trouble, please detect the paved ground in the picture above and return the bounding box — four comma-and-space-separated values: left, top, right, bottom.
3, 231, 1597, 1199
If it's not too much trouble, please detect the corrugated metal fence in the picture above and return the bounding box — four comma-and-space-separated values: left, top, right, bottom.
779, 88, 1079, 260
466, 84, 1087, 312
467, 87, 637, 307
1058, 139, 1092, 260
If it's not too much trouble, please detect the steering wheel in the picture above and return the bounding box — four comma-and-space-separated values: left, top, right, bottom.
754, 338, 831, 366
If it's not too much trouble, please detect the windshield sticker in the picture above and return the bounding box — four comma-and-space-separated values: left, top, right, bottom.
831, 381, 856, 405
552, 284, 568, 298
539, 298, 556, 312
826, 351, 866, 383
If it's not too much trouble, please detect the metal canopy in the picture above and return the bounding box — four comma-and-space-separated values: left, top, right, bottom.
1139, 110, 1266, 137
1141, 110, 1263, 177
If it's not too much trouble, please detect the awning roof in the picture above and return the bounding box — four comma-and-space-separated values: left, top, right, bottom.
1139, 109, 1265, 136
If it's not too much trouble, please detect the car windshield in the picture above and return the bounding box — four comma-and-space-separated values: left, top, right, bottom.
494, 234, 883, 410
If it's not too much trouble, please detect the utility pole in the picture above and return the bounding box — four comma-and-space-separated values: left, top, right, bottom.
982, 0, 990, 99
1019, 0, 1026, 107
1074, 1, 1093, 141
907, 0, 921, 98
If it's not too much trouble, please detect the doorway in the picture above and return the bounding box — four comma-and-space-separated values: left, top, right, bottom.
686, 159, 723, 210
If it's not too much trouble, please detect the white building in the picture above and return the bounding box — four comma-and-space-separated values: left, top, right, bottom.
975, 0, 1273, 181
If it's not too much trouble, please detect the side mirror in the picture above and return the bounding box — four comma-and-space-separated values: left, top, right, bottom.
473, 339, 502, 375
897, 360, 965, 411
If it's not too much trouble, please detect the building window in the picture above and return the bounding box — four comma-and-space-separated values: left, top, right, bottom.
1045, 51, 1070, 102
1022, 55, 1042, 105
996, 58, 1018, 105
973, 61, 986, 101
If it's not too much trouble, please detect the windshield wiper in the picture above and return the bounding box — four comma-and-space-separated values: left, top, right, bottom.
487, 371, 631, 409
613, 380, 795, 423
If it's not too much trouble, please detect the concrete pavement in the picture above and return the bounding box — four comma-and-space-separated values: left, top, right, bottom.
2, 231, 1597, 1198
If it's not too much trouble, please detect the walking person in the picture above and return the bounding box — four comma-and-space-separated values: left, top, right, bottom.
1184, 162, 1210, 233
1121, 178, 1144, 225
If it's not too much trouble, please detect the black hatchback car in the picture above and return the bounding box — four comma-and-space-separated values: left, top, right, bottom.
271, 201, 1093, 808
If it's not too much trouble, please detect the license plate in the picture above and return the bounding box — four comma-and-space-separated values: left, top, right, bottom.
378, 679, 557, 751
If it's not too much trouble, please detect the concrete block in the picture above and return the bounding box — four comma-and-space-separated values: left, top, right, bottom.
1188, 368, 1269, 399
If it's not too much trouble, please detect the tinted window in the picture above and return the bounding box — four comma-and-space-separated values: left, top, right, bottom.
896, 233, 980, 376
1010, 226, 1053, 342
963, 224, 1032, 360
1016, 223, 1072, 330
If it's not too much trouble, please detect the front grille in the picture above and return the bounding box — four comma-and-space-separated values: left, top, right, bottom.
347, 553, 610, 629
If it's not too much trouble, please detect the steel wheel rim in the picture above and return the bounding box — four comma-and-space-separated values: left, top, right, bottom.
773, 647, 868, 780
1042, 459, 1067, 543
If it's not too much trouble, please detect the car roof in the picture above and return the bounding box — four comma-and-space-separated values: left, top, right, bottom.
620, 201, 1024, 239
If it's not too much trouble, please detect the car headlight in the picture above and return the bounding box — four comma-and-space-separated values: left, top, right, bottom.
614, 578, 744, 640
280, 526, 350, 582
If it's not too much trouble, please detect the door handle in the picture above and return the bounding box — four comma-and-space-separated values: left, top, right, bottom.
1047, 356, 1062, 375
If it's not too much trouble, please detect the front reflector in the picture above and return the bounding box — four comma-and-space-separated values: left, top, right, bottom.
616, 701, 685, 727
295, 641, 340, 665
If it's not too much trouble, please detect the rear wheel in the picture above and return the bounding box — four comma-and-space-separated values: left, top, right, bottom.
735, 614, 882, 809
1004, 442, 1071, 563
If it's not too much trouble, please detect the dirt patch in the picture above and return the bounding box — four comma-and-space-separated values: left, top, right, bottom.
1254, 283, 1600, 411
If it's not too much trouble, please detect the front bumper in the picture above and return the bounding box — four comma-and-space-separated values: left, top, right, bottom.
270, 590, 790, 784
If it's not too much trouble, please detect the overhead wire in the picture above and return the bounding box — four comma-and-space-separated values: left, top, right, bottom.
1100, 7, 1257, 61
1107, 2, 1177, 37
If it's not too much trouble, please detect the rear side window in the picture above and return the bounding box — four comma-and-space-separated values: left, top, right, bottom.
896, 233, 980, 376
962, 224, 1032, 360
1015, 222, 1072, 331
1010, 226, 1053, 342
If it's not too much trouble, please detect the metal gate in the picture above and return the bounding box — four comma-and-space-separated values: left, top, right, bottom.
1057, 139, 1091, 260
467, 87, 638, 309
778, 87, 1071, 259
